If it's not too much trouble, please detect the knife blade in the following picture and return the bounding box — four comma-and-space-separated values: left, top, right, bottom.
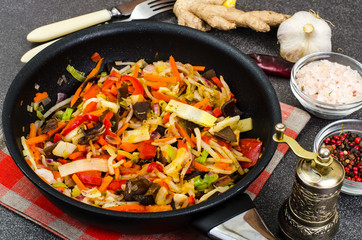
26, 0, 147, 43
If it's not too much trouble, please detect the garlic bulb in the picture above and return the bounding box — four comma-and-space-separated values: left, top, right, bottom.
277, 11, 332, 63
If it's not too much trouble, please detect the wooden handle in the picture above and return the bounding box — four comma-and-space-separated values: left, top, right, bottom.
27, 9, 111, 42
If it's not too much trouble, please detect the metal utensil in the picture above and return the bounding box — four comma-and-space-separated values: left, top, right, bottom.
117, 0, 174, 22
21, 0, 175, 63
26, 0, 175, 43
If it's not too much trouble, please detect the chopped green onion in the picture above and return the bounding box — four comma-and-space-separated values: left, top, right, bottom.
37, 104, 44, 112
196, 149, 208, 164
66, 64, 86, 82
71, 185, 81, 197
52, 182, 68, 189
101, 72, 107, 77
165, 145, 177, 160
27, 105, 33, 112
62, 108, 74, 120
36, 110, 45, 120
194, 174, 219, 190
22, 150, 30, 156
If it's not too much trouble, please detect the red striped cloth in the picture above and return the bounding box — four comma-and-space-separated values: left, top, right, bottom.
0, 102, 310, 240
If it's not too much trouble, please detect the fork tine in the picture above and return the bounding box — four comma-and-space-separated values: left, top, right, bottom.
119, 0, 175, 22
151, 2, 175, 10
148, 0, 176, 6
151, 5, 174, 14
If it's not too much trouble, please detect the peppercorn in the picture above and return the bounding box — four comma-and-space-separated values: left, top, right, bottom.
321, 131, 362, 183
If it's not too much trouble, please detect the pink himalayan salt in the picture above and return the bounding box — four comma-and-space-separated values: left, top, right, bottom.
296, 60, 362, 104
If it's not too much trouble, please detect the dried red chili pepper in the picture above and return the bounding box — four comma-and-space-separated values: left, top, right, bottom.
248, 53, 294, 78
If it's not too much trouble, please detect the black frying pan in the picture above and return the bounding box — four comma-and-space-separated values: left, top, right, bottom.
3, 22, 281, 236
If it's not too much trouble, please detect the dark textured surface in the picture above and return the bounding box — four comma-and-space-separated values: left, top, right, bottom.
0, 0, 360, 239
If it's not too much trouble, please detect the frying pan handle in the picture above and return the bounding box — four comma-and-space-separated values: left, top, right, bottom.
191, 193, 276, 240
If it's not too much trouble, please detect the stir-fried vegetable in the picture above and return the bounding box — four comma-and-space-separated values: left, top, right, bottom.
22, 54, 263, 212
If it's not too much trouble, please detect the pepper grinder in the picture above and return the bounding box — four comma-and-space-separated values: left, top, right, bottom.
273, 123, 345, 240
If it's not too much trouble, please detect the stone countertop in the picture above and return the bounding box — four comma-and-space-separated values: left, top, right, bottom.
0, 0, 360, 239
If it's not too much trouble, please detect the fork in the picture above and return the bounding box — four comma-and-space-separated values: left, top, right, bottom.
120, 0, 175, 22
21, 0, 175, 63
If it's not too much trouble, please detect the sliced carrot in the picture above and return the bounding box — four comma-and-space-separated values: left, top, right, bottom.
177, 139, 188, 149
68, 151, 85, 160
33, 92, 49, 103
169, 56, 181, 83
46, 122, 66, 137
82, 82, 93, 96
163, 112, 171, 124
29, 123, 37, 138
116, 152, 126, 161
175, 122, 195, 148
87, 108, 107, 117
114, 167, 120, 180
144, 81, 168, 89
192, 66, 206, 71
77, 144, 87, 152
97, 135, 108, 146
143, 74, 178, 83
123, 161, 133, 169
152, 91, 171, 102
193, 97, 209, 109
190, 133, 197, 144
211, 76, 223, 89
132, 63, 140, 78
26, 134, 49, 145
154, 136, 179, 142
214, 162, 232, 170
86, 58, 104, 81
119, 142, 138, 152
53, 171, 62, 181
105, 204, 147, 212
30, 145, 40, 161
116, 123, 129, 136
98, 175, 114, 192
193, 161, 210, 172
70, 84, 83, 107
70, 58, 103, 107
145, 205, 172, 212
72, 174, 86, 191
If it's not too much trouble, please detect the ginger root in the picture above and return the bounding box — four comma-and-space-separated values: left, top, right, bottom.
173, 0, 290, 32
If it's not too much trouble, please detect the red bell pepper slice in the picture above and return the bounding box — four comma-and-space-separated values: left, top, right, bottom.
107, 179, 127, 190
147, 162, 164, 173
53, 133, 62, 143
57, 158, 69, 165
62, 114, 99, 136
102, 111, 114, 130
239, 138, 263, 168
121, 75, 144, 96
76, 172, 103, 186
138, 140, 157, 160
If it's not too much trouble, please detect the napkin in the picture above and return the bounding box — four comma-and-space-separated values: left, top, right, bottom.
0, 102, 310, 240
